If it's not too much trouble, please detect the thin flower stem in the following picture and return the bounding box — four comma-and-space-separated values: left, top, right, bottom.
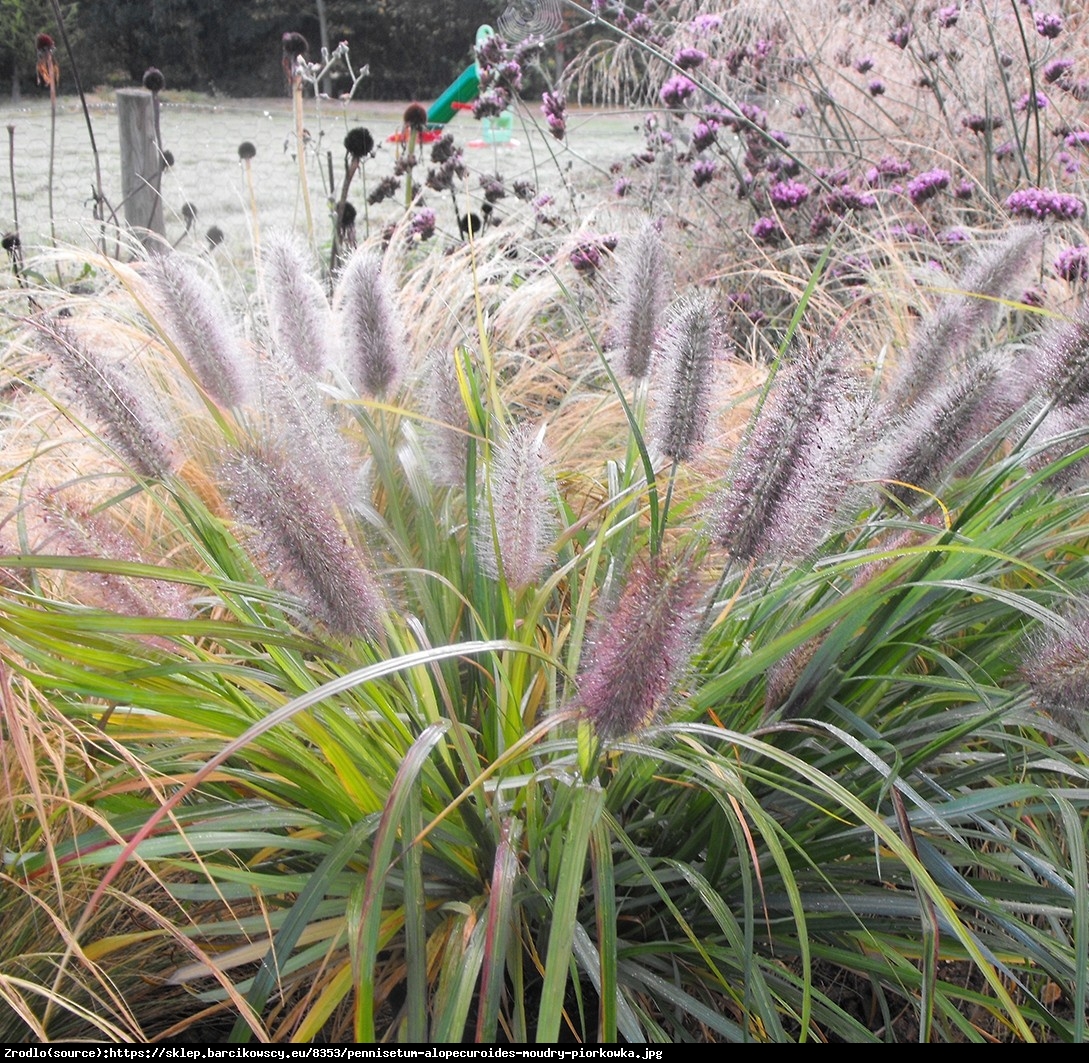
46, 0, 105, 252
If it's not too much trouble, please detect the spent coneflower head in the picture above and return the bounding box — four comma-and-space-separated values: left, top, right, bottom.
477, 422, 555, 590
613, 220, 669, 379
577, 555, 702, 738
334, 247, 405, 397
142, 67, 165, 94
650, 293, 722, 462
344, 126, 374, 160
261, 230, 332, 376
237, 141, 257, 161
281, 31, 309, 87
35, 32, 57, 88
223, 440, 385, 638
143, 253, 252, 408
403, 102, 428, 132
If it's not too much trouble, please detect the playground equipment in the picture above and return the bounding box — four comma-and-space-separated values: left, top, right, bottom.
391, 25, 516, 147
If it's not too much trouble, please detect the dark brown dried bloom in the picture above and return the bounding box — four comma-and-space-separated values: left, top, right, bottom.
33, 320, 176, 479
577, 556, 702, 738
281, 31, 309, 60
403, 102, 428, 132
614, 220, 669, 379
334, 247, 405, 397
650, 294, 721, 461
223, 440, 384, 638
142, 67, 165, 94
238, 141, 257, 161
344, 126, 374, 160
367, 175, 400, 205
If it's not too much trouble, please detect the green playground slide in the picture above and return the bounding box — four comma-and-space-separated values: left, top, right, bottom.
426, 64, 481, 126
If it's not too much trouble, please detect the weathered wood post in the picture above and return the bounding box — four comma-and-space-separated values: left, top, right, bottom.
116, 88, 165, 249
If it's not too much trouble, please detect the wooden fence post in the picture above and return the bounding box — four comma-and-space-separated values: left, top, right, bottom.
116, 88, 165, 249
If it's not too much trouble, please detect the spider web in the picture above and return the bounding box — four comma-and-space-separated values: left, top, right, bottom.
497, 0, 563, 41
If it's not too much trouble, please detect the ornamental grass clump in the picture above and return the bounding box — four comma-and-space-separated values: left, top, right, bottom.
142, 252, 251, 408
477, 422, 555, 591
885, 225, 1042, 411
261, 231, 333, 376
5, 1, 1089, 1045
334, 247, 405, 397
576, 554, 702, 738
222, 439, 385, 638
649, 293, 721, 462
711, 340, 864, 563
32, 318, 177, 480
1021, 600, 1089, 729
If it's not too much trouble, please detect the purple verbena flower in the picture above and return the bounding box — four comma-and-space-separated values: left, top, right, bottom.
1044, 57, 1075, 84
674, 47, 707, 70
963, 113, 1004, 133
854, 55, 875, 73
868, 79, 886, 96
936, 5, 960, 27
541, 90, 566, 140
691, 158, 715, 188
769, 179, 811, 208
1006, 187, 1085, 220
1056, 245, 1089, 282
907, 168, 951, 205
752, 216, 783, 244
1017, 91, 1049, 112
660, 74, 697, 108
888, 24, 912, 49
409, 207, 436, 241
691, 119, 718, 151
824, 187, 877, 213
691, 13, 723, 33
1035, 12, 1063, 38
